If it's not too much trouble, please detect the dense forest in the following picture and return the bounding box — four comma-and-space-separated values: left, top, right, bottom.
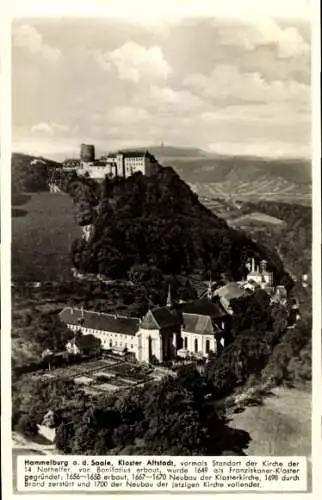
65, 168, 291, 287
12, 368, 250, 455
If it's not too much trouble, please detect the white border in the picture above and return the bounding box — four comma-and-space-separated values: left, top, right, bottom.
1, 1, 321, 499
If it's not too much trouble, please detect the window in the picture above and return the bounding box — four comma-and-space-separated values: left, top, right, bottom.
109, 340, 112, 347
206, 339, 210, 354
184, 337, 188, 349
194, 339, 198, 353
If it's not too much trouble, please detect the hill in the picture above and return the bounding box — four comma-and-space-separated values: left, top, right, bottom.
110, 146, 310, 185
106, 145, 209, 160
172, 156, 311, 202
11, 153, 62, 194
71, 166, 291, 287
102, 146, 310, 202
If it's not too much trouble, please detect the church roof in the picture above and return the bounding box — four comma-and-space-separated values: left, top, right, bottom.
182, 313, 217, 335
140, 307, 180, 330
214, 282, 248, 301
59, 307, 140, 336
178, 298, 227, 319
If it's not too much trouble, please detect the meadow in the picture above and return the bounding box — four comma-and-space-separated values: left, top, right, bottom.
12, 192, 80, 281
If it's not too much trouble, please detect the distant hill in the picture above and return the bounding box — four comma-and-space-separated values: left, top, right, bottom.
106, 145, 209, 160
12, 153, 62, 194
171, 156, 311, 203
172, 155, 311, 185
104, 146, 311, 201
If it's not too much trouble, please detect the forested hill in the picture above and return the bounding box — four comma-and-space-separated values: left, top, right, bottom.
11, 153, 62, 194
71, 166, 291, 286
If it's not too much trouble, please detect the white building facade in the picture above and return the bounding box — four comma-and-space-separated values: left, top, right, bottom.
60, 298, 228, 364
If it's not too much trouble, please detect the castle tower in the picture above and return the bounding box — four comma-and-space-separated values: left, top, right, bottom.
166, 284, 173, 308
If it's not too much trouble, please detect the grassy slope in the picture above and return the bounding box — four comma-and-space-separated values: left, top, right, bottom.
12, 192, 80, 281
229, 386, 311, 456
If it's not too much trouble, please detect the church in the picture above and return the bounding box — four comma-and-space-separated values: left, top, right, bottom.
59, 285, 229, 363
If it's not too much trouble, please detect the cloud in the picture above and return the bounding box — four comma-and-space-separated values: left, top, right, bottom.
12, 19, 310, 159
200, 102, 310, 126
94, 41, 171, 83
13, 24, 61, 62
207, 140, 310, 159
31, 122, 54, 134
131, 85, 204, 116
215, 19, 310, 59
106, 106, 150, 124
183, 65, 309, 109
31, 122, 71, 135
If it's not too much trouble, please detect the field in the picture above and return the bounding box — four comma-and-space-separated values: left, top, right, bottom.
227, 212, 286, 228
188, 180, 311, 205
12, 192, 80, 281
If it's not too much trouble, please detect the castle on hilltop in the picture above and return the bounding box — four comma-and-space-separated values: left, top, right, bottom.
63, 144, 160, 180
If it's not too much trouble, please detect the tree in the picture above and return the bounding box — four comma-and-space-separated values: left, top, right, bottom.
17, 414, 38, 437
41, 348, 54, 370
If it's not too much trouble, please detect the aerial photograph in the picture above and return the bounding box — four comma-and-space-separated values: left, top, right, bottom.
11, 15, 311, 473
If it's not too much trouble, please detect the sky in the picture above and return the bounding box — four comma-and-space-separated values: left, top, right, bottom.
12, 17, 311, 160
